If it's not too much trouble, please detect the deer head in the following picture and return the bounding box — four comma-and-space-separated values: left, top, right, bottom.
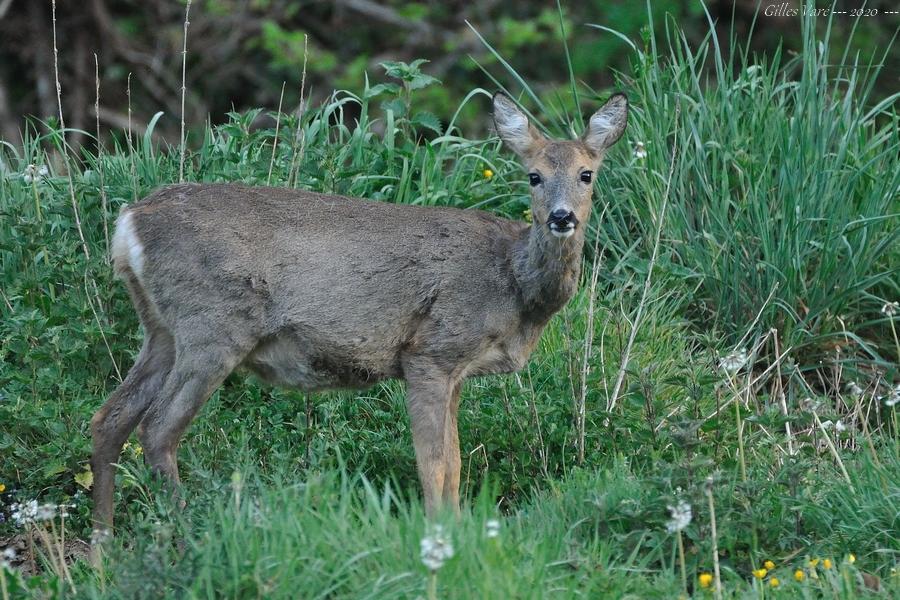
492, 92, 628, 240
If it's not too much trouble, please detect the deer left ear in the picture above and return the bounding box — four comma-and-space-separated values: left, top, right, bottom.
583, 93, 628, 156
493, 92, 545, 158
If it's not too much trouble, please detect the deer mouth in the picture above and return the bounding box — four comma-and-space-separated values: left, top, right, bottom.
547, 210, 579, 238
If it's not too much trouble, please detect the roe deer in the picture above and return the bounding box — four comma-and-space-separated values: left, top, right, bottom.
90, 92, 627, 533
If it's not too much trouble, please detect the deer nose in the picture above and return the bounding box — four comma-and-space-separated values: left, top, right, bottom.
546, 208, 579, 238
549, 208, 575, 222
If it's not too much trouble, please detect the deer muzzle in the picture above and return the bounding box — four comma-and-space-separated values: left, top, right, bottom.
547, 208, 578, 238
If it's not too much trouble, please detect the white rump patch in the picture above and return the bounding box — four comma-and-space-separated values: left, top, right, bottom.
111, 210, 145, 278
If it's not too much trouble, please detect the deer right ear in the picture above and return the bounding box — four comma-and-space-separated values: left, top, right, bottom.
493, 93, 543, 157
583, 93, 628, 156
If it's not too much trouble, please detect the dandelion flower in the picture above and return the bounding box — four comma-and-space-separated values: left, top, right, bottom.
665, 500, 692, 533
719, 348, 749, 374
0, 483, 5, 493
698, 573, 713, 588
633, 141, 647, 160
482, 169, 493, 179
420, 524, 454, 572
847, 553, 856, 564
752, 568, 768, 579
769, 577, 780, 587
835, 420, 847, 434
764, 560, 775, 570
882, 301, 898, 316
823, 558, 832, 569
808, 558, 820, 568
794, 569, 805, 582
485, 519, 500, 539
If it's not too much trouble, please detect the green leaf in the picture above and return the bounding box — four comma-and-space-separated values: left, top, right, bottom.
43, 462, 68, 477
411, 112, 442, 134
74, 468, 93, 490
381, 98, 407, 118
364, 83, 401, 99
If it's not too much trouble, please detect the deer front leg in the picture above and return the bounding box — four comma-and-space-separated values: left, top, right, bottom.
405, 363, 459, 517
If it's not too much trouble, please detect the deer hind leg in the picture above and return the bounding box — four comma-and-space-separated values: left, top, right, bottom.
137, 338, 251, 488
91, 329, 174, 534
404, 359, 460, 517
441, 382, 462, 515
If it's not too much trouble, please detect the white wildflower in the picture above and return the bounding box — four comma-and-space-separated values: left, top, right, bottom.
719, 348, 749, 374
835, 420, 847, 434
882, 384, 900, 408
665, 500, 692, 533
12, 500, 59, 526
882, 301, 898, 317
90, 528, 111, 546
420, 524, 454, 571
800, 397, 822, 413
633, 141, 647, 160
845, 381, 863, 398
1, 547, 16, 569
22, 164, 47, 185
820, 420, 833, 430
485, 519, 500, 539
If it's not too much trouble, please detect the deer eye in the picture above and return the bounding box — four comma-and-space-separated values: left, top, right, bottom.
528, 173, 542, 187
580, 171, 593, 183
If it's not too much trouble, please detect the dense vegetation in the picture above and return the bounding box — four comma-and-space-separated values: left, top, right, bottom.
1, 8, 898, 599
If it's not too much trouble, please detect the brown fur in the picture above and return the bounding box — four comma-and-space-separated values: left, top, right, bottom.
90, 93, 627, 531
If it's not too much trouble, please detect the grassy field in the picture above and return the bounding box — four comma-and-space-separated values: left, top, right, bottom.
1, 10, 898, 599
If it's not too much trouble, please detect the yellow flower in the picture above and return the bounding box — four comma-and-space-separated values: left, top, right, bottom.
482, 169, 493, 179
808, 558, 820, 568
698, 573, 713, 588
752, 568, 768, 579
133, 444, 143, 456
769, 577, 780, 588
823, 558, 832, 569
0, 483, 5, 493
764, 560, 775, 570
523, 208, 533, 224
847, 553, 856, 564
794, 569, 805, 582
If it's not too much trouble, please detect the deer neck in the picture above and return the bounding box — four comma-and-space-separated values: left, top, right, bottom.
511, 221, 585, 321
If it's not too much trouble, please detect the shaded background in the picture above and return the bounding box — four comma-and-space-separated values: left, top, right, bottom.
0, 0, 897, 151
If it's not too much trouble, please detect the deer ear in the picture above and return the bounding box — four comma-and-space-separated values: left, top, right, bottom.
583, 93, 628, 155
493, 93, 544, 157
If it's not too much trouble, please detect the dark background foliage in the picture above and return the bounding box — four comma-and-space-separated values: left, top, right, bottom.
0, 0, 897, 150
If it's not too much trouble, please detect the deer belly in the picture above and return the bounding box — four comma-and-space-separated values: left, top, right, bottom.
242, 336, 390, 391
464, 344, 528, 377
